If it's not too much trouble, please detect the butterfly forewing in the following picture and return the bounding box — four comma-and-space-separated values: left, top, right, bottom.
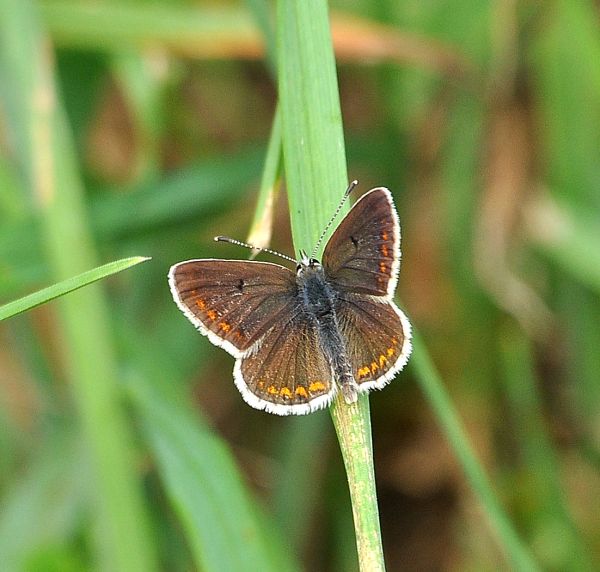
322, 187, 399, 298
236, 312, 335, 414
169, 260, 297, 356
336, 294, 412, 390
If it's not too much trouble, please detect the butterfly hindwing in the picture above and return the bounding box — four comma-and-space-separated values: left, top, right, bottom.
322, 187, 399, 298
169, 260, 297, 356
235, 312, 335, 415
336, 293, 411, 391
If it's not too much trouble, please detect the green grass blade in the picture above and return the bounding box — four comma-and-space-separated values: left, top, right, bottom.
246, 108, 282, 248
92, 150, 264, 239
0, 151, 264, 301
111, 51, 163, 184
245, 0, 277, 74
41, 2, 258, 54
0, 2, 158, 570
134, 387, 296, 572
529, 0, 600, 208
410, 331, 540, 572
530, 0, 600, 457
499, 324, 594, 571
245, 5, 325, 553
278, 0, 348, 253
0, 257, 150, 321
527, 196, 600, 297
329, 398, 383, 571
0, 433, 84, 571
122, 329, 299, 572
277, 1, 385, 570
272, 412, 329, 552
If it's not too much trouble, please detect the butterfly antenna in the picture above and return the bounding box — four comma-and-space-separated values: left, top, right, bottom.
310, 180, 358, 259
214, 236, 297, 264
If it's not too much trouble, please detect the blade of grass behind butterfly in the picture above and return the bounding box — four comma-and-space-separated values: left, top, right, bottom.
120, 321, 300, 572
245, 0, 279, 253
499, 323, 594, 571
245, 107, 282, 251
526, 196, 600, 297
0, 149, 264, 301
245, 0, 276, 76
41, 2, 260, 56
529, 0, 600, 435
277, 1, 385, 571
0, 257, 150, 320
409, 331, 540, 571
245, 0, 334, 555
0, 2, 158, 570
0, 431, 85, 570
111, 50, 164, 185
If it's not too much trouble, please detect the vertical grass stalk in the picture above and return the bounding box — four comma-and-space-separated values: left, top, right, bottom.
0, 2, 158, 570
411, 332, 540, 571
277, 1, 385, 569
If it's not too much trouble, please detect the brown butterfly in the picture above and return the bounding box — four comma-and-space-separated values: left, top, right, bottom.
169, 184, 412, 415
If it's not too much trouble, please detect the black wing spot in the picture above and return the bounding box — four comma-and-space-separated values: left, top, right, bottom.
237, 278, 245, 292
350, 236, 359, 249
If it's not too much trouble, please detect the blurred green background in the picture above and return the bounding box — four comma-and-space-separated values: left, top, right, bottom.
2, 1, 600, 570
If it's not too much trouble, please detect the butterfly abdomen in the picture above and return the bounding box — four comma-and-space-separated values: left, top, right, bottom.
297, 265, 358, 403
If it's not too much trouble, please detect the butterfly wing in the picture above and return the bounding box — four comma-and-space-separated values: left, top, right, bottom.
169, 259, 297, 357
323, 187, 411, 391
322, 187, 400, 298
336, 293, 412, 391
235, 312, 335, 415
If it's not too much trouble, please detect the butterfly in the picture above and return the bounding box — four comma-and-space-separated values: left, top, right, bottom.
168, 184, 412, 415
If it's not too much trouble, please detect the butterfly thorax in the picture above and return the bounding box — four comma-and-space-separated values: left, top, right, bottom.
296, 262, 336, 318
296, 261, 359, 403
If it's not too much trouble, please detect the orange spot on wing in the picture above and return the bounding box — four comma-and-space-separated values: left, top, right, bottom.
386, 338, 399, 357
379, 354, 387, 367
280, 387, 292, 399
381, 231, 389, 241
267, 385, 278, 395
218, 321, 231, 332
295, 386, 308, 398
206, 309, 217, 321
195, 299, 206, 310
381, 244, 389, 257
357, 366, 371, 379
308, 381, 326, 393
370, 361, 379, 374
379, 262, 387, 274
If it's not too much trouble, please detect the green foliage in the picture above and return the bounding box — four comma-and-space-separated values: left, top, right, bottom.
1, 0, 599, 570
0, 257, 150, 320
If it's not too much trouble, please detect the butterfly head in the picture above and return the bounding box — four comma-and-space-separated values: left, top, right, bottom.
297, 250, 321, 274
